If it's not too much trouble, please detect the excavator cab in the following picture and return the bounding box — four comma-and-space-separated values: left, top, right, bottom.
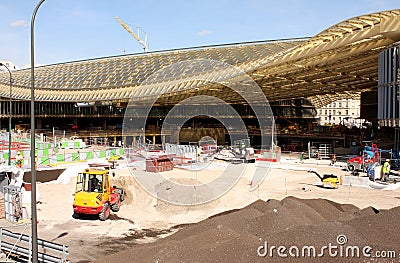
73, 167, 122, 220
75, 169, 109, 194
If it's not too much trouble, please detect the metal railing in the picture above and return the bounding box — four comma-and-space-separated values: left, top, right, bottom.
0, 228, 69, 263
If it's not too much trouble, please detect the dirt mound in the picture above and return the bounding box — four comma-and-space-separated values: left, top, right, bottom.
110, 175, 138, 205
94, 197, 400, 262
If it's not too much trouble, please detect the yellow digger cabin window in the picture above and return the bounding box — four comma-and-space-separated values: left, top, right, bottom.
76, 173, 103, 193
76, 173, 84, 192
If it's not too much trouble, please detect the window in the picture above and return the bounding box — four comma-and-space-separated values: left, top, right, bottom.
346, 110, 349, 115
76, 173, 84, 192
325, 110, 327, 115
76, 173, 104, 193
339, 102, 342, 107
333, 110, 336, 115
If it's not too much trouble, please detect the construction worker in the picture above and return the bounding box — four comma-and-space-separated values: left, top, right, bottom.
90, 175, 100, 192
197, 146, 202, 163
330, 154, 336, 165
299, 152, 304, 164
382, 159, 391, 182
15, 152, 23, 168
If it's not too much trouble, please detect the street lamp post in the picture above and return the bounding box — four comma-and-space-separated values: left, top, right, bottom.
0, 63, 13, 166
31, 1, 46, 262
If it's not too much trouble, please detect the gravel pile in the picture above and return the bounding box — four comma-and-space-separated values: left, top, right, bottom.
95, 197, 400, 262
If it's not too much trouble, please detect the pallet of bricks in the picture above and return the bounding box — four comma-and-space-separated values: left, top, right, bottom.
146, 155, 175, 173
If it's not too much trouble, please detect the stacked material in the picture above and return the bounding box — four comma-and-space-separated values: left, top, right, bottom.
146, 155, 174, 173
95, 197, 400, 263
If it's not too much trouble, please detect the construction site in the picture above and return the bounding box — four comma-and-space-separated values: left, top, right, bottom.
1, 7, 400, 263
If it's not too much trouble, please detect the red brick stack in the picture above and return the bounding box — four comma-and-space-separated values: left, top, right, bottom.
146, 155, 174, 173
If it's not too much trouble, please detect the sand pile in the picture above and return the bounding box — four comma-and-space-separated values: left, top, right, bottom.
95, 196, 400, 263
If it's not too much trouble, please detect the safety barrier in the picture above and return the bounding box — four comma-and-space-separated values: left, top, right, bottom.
165, 143, 196, 155
165, 143, 197, 160
60, 139, 86, 149
0, 148, 124, 167
257, 147, 282, 162
0, 228, 69, 263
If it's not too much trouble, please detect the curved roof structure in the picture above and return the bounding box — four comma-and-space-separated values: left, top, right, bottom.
1, 9, 400, 107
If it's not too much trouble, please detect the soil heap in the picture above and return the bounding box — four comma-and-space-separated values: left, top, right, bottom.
95, 196, 400, 262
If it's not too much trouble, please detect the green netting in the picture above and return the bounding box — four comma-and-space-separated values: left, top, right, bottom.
57, 154, 65, 162
72, 153, 79, 161
86, 151, 94, 160
40, 157, 50, 165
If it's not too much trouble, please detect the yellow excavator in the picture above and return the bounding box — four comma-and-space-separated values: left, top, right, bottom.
276, 116, 299, 132
72, 166, 124, 220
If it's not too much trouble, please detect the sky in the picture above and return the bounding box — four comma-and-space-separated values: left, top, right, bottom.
0, 0, 399, 68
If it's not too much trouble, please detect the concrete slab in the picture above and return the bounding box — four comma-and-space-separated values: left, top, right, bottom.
341, 175, 370, 188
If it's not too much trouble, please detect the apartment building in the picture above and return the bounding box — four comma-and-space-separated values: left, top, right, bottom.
316, 98, 363, 127
0, 60, 19, 71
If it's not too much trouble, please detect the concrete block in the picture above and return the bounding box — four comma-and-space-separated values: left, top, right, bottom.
341, 175, 370, 188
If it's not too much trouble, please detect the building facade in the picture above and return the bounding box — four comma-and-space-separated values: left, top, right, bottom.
0, 60, 19, 71
316, 98, 363, 127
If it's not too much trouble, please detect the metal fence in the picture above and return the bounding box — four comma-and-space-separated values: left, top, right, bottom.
0, 228, 69, 263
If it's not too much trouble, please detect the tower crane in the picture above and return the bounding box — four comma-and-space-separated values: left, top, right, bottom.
115, 16, 149, 52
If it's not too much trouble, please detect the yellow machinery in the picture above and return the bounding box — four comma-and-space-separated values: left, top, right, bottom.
308, 169, 340, 189
72, 167, 124, 220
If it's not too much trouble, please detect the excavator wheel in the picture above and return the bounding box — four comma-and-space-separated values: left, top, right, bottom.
111, 197, 121, 212
114, 188, 125, 202
99, 203, 110, 221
